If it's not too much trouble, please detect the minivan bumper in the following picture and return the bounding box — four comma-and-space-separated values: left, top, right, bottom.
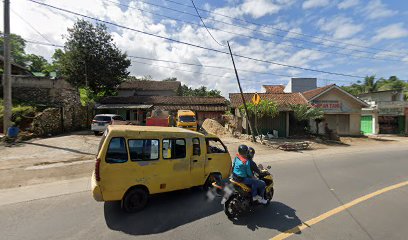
91, 172, 103, 202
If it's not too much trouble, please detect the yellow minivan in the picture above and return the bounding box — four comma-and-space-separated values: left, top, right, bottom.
176, 110, 198, 131
92, 125, 231, 212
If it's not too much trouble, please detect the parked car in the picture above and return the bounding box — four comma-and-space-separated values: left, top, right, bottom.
91, 125, 232, 212
91, 114, 124, 135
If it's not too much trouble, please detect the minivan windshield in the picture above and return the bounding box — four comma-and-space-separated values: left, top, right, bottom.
179, 116, 196, 122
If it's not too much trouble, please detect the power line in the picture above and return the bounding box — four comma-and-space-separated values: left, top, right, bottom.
128, 55, 355, 83
11, 8, 53, 44
190, 0, 224, 47
161, 0, 407, 57
27, 0, 368, 79
103, 0, 403, 62
113, 0, 405, 59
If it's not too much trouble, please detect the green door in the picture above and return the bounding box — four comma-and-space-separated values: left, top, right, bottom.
398, 116, 405, 133
360, 115, 373, 134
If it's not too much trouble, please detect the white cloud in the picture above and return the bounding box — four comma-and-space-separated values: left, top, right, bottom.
302, 0, 330, 10
317, 16, 364, 39
211, 0, 295, 19
363, 0, 397, 19
337, 0, 359, 10
373, 23, 408, 42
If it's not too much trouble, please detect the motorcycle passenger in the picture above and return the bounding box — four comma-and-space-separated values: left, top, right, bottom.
248, 147, 261, 175
232, 145, 267, 204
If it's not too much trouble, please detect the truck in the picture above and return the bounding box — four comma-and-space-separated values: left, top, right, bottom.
176, 110, 198, 131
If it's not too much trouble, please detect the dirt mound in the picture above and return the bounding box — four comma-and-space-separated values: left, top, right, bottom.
202, 119, 229, 136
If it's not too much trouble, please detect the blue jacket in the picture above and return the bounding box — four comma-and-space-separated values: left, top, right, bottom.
232, 155, 253, 178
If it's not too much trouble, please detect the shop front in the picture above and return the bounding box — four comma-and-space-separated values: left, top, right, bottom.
377, 104, 406, 134
304, 85, 368, 136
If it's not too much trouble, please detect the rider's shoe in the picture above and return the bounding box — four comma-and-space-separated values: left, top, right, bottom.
257, 198, 268, 204
252, 195, 262, 202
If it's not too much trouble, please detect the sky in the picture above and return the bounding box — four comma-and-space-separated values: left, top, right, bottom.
1, 0, 408, 96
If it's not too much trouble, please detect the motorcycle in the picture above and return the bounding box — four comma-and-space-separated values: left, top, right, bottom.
211, 164, 274, 219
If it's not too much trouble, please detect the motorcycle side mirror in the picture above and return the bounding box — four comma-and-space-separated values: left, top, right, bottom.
267, 166, 271, 169
258, 164, 264, 170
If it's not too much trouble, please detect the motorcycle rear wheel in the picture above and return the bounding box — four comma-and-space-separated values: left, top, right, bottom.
224, 196, 241, 219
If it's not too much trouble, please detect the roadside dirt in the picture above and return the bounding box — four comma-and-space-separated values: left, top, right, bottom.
0, 131, 406, 189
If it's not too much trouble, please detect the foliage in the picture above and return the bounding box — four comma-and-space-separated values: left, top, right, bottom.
239, 100, 279, 118
162, 77, 177, 81
291, 104, 324, 121
25, 54, 50, 73
341, 75, 408, 100
0, 99, 36, 127
59, 20, 131, 95
0, 32, 27, 66
126, 75, 153, 81
79, 88, 95, 106
178, 85, 222, 97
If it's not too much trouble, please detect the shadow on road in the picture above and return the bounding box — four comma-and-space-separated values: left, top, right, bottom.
104, 188, 222, 235
231, 201, 303, 234
23, 142, 94, 156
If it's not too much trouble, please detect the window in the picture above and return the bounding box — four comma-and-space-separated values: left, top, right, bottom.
179, 116, 196, 123
163, 139, 186, 159
128, 139, 159, 161
94, 116, 111, 122
106, 137, 128, 163
193, 138, 200, 156
112, 115, 124, 121
206, 138, 227, 154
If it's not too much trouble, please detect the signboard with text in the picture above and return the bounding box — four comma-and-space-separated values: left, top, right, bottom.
312, 100, 342, 111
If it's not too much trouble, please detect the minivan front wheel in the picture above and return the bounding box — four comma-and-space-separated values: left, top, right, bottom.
122, 188, 148, 213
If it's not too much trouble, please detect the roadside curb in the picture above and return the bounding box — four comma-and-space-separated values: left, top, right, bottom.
0, 177, 90, 206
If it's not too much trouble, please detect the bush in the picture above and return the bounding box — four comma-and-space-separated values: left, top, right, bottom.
0, 99, 36, 128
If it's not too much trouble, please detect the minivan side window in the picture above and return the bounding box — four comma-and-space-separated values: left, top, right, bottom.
192, 138, 200, 156
128, 139, 159, 161
206, 138, 227, 154
163, 139, 186, 159
106, 137, 128, 163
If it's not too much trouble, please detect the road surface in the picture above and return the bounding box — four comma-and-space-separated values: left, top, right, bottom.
1, 143, 408, 240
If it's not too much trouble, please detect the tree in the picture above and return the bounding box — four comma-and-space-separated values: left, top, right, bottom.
60, 20, 131, 95
25, 54, 50, 73
177, 84, 222, 97
239, 100, 279, 136
291, 104, 324, 134
363, 75, 377, 93
0, 32, 27, 66
162, 77, 177, 81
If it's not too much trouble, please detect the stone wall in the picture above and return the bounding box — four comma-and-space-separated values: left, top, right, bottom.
1, 76, 91, 136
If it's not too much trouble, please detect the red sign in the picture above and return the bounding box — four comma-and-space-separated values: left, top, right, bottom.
312, 100, 342, 110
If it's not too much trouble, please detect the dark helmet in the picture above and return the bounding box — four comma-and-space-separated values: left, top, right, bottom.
238, 145, 249, 156
248, 147, 255, 159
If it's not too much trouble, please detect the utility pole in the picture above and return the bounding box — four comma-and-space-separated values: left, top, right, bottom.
227, 41, 256, 142
3, 0, 12, 134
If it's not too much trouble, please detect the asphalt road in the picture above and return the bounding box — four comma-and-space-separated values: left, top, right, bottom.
1, 144, 408, 240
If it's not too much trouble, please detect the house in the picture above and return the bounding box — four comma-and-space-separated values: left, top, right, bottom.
358, 90, 408, 134
229, 92, 309, 137
117, 80, 181, 97
0, 55, 32, 76
229, 78, 369, 137
96, 80, 228, 125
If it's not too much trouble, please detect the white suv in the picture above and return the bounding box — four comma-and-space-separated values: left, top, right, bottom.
91, 114, 124, 135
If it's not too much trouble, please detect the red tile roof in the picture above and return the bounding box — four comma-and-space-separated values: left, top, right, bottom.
263, 85, 285, 93
99, 96, 228, 112
229, 92, 309, 110
118, 80, 181, 92
302, 84, 335, 100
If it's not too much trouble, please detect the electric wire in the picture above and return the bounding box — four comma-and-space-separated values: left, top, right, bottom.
103, 0, 403, 62
161, 0, 407, 57
111, 0, 406, 58
26, 0, 369, 79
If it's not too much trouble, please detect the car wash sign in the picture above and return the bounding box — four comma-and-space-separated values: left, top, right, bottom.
312, 100, 342, 112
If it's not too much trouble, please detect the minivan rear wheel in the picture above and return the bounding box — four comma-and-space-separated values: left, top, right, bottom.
93, 131, 100, 136
122, 188, 148, 213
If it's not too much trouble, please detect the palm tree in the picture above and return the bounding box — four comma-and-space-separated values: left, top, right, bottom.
363, 76, 377, 93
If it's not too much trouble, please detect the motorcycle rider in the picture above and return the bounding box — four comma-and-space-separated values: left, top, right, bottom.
232, 145, 267, 204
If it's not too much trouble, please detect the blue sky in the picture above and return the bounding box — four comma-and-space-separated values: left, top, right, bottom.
2, 0, 408, 96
